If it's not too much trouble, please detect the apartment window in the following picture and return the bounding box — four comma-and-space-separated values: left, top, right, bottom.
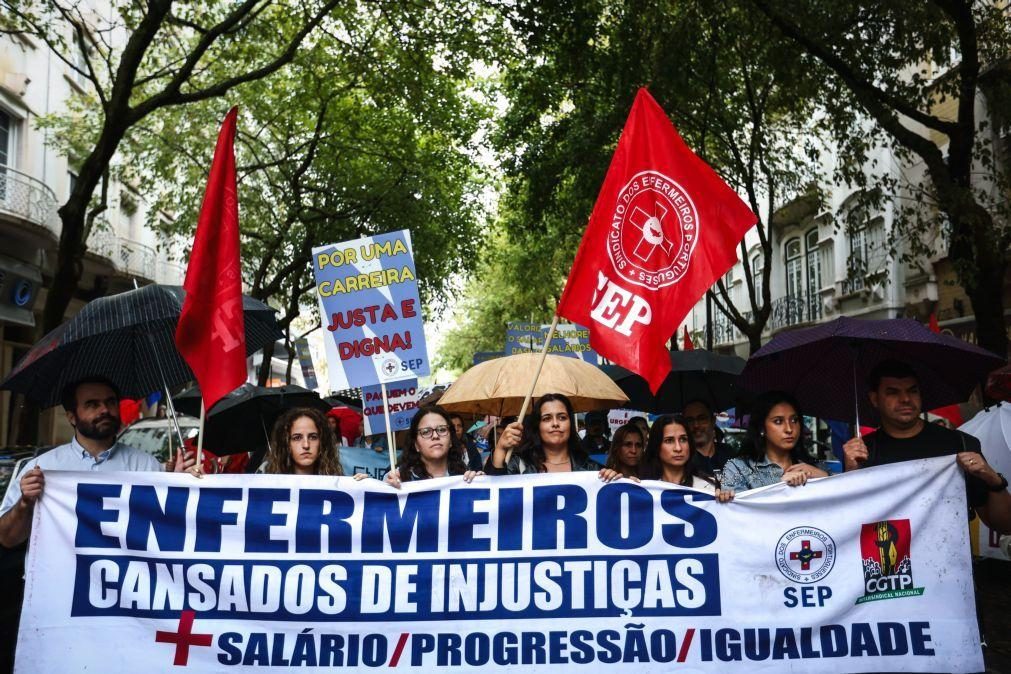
751, 253, 764, 303
805, 228, 822, 317
0, 111, 10, 200
847, 225, 868, 292
784, 237, 802, 300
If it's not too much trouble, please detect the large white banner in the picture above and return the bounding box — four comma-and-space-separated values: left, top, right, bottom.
18, 457, 982, 673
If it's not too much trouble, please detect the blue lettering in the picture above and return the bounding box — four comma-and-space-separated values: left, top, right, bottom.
596, 483, 652, 549
362, 492, 440, 552
532, 485, 587, 550
296, 490, 353, 553
660, 490, 717, 548
497, 488, 524, 551
245, 489, 289, 553
448, 489, 491, 552
195, 488, 242, 552
877, 623, 908, 656
75, 483, 121, 548
217, 633, 242, 665
850, 622, 879, 657
125, 486, 188, 551
910, 622, 934, 656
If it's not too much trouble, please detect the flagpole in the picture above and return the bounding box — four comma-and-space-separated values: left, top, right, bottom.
506, 314, 559, 463
196, 400, 206, 473
381, 382, 397, 475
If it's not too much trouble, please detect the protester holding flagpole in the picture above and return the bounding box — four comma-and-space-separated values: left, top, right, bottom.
174, 106, 248, 472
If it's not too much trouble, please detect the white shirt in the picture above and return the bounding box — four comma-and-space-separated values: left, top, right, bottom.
1, 436, 162, 516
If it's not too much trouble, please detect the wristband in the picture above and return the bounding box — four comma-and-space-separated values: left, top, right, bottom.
988, 472, 1009, 493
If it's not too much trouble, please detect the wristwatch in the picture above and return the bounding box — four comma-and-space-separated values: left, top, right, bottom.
989, 472, 1009, 492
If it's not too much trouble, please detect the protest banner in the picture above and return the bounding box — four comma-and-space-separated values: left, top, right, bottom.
505, 322, 598, 365
473, 351, 505, 366
293, 338, 318, 390
606, 408, 646, 436
312, 230, 430, 391
361, 378, 420, 436
18, 456, 981, 673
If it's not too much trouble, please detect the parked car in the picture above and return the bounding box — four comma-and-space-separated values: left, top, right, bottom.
117, 416, 200, 464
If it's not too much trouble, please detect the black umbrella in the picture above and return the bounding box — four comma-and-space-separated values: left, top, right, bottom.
739, 316, 1005, 424
603, 349, 746, 413
1, 284, 282, 408
174, 383, 330, 455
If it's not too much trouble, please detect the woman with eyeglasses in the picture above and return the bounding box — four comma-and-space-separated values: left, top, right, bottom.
486, 393, 622, 481
264, 407, 344, 476
381, 405, 483, 488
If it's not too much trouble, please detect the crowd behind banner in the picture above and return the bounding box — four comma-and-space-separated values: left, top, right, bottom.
0, 357, 1009, 673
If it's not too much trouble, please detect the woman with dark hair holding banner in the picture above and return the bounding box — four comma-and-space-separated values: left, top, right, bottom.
639, 414, 721, 495
604, 422, 645, 479
486, 393, 622, 481
265, 407, 344, 476
376, 405, 483, 488
720, 391, 828, 494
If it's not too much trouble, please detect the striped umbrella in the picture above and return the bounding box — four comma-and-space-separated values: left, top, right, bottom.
1, 284, 282, 408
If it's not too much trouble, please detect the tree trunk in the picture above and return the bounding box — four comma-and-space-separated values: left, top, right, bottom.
257, 341, 275, 386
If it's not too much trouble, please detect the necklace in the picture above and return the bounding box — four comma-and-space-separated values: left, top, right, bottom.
544, 458, 571, 465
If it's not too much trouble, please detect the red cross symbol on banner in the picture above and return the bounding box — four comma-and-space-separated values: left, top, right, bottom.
630, 202, 674, 262
155, 610, 213, 666
789, 539, 824, 571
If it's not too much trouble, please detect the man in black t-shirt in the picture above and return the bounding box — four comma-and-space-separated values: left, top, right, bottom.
683, 399, 736, 474
842, 360, 1011, 534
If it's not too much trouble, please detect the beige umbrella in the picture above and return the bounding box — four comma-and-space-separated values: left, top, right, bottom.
438, 353, 629, 416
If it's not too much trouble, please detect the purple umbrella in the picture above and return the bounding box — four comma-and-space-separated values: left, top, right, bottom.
739, 316, 1005, 425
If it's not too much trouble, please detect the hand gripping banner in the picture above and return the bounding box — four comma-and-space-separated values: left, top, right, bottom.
18, 457, 982, 673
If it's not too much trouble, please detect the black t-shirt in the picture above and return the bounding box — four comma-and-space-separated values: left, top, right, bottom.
693, 441, 736, 474
863, 423, 988, 509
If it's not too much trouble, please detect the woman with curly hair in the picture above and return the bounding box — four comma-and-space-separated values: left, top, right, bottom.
720, 391, 828, 495
486, 393, 622, 481
265, 407, 343, 476
380, 405, 482, 488
604, 423, 645, 479
639, 414, 719, 493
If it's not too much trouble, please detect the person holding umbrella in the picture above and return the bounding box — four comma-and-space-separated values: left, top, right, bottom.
843, 360, 1011, 533
263, 408, 344, 477
721, 391, 828, 494
0, 377, 195, 547
604, 423, 646, 479
485, 393, 623, 481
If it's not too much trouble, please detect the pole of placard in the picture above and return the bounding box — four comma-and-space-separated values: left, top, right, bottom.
196, 400, 206, 472
852, 358, 862, 435
506, 314, 560, 463
381, 382, 397, 474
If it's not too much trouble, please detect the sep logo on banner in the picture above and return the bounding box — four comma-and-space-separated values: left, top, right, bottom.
18, 458, 982, 673
361, 378, 420, 435
312, 230, 430, 390
505, 322, 598, 364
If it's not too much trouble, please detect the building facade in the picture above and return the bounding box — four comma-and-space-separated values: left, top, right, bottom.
0, 15, 186, 445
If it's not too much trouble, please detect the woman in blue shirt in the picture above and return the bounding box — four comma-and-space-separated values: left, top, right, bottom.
721, 391, 828, 494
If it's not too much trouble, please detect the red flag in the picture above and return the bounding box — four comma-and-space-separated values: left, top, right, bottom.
682, 326, 694, 351
557, 89, 755, 391
928, 312, 940, 333
175, 107, 246, 411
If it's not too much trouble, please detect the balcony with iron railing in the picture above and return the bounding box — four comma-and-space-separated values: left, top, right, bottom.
0, 166, 60, 235
86, 226, 187, 285
769, 293, 822, 331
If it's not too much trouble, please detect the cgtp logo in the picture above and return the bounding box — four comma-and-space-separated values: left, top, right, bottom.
607, 170, 699, 290
856, 519, 925, 604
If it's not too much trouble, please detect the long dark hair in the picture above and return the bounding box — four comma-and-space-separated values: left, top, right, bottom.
399, 405, 468, 481
744, 391, 815, 465
266, 407, 344, 476
605, 423, 645, 473
640, 414, 714, 486
516, 393, 587, 472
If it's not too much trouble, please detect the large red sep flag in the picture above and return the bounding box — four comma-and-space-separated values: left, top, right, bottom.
175, 106, 246, 411
557, 88, 755, 392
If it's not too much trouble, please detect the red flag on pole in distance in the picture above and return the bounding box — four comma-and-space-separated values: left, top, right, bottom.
928, 312, 940, 333
557, 89, 755, 391
175, 106, 246, 411
682, 326, 694, 351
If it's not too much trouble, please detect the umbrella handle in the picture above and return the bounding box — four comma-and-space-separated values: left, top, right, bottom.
852, 354, 862, 436
507, 315, 559, 464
